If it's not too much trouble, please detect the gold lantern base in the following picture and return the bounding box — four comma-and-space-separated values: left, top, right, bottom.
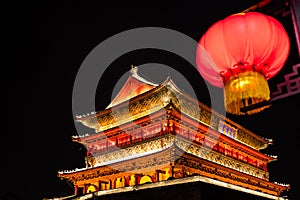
224, 71, 271, 115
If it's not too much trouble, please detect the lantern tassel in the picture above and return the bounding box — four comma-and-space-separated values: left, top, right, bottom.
224, 71, 271, 115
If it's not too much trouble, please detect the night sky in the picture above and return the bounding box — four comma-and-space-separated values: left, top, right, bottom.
4, 1, 300, 200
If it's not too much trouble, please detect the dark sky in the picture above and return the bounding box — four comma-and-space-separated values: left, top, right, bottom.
4, 1, 300, 200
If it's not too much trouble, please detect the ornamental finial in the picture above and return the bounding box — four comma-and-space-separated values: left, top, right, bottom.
130, 65, 138, 75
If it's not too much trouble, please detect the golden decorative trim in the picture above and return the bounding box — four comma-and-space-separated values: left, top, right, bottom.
87, 135, 174, 167
175, 156, 287, 197
175, 140, 268, 180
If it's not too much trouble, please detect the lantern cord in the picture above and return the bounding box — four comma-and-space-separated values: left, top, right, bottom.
241, 0, 271, 13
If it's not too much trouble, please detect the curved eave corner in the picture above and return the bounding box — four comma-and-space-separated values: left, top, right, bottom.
161, 76, 186, 95
273, 181, 291, 191
266, 154, 278, 163
71, 135, 88, 144
252, 137, 272, 151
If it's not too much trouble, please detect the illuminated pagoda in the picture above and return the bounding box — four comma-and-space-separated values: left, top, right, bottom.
57, 66, 290, 199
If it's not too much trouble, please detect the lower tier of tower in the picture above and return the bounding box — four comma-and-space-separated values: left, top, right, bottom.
53, 175, 288, 200
58, 141, 289, 198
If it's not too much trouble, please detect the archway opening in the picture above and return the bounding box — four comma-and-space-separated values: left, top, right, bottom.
140, 175, 152, 184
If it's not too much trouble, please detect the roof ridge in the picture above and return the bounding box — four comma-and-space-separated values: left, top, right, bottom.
130, 65, 159, 86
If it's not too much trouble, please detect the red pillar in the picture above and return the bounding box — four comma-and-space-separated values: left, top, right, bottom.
74, 185, 78, 195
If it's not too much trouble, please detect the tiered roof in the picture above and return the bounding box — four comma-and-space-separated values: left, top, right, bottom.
75, 66, 272, 151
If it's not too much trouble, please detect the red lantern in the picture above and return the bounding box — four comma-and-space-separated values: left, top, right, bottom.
196, 12, 290, 115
